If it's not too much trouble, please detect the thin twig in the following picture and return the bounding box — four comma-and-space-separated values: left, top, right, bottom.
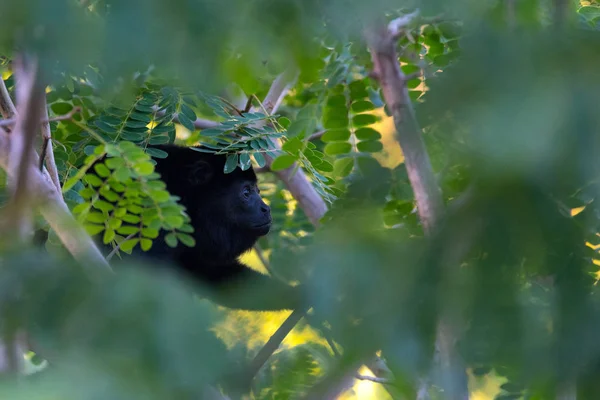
309, 130, 326, 141
0, 106, 81, 128
246, 307, 306, 379
106, 233, 136, 261
253, 243, 277, 277
355, 374, 393, 385
38, 102, 73, 192
388, 9, 420, 38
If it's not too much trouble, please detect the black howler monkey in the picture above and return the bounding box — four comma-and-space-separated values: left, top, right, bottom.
100, 144, 302, 311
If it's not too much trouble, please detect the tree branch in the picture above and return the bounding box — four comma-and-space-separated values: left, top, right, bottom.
0, 71, 59, 194
38, 98, 62, 192
366, 12, 468, 400
0, 77, 17, 120
255, 73, 328, 227
367, 16, 443, 234
0, 131, 112, 272
6, 54, 44, 241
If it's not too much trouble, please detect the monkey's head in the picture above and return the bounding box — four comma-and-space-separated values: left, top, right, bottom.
152, 145, 272, 261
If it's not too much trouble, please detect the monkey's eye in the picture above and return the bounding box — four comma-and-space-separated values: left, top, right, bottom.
242, 186, 251, 198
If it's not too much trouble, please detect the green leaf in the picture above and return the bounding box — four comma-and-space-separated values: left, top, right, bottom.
152, 122, 175, 133
129, 112, 152, 123
145, 146, 169, 158
165, 233, 178, 248
140, 238, 153, 251
114, 167, 131, 182
401, 64, 420, 75
150, 190, 170, 202
271, 154, 296, 171
148, 135, 171, 146
351, 100, 375, 113
323, 114, 349, 130
349, 79, 368, 99
224, 153, 239, 173
352, 114, 378, 127
101, 116, 123, 126
94, 120, 117, 134
178, 113, 195, 132
334, 158, 354, 177
79, 187, 95, 200
84, 223, 104, 236
357, 140, 383, 153
278, 117, 291, 129
253, 152, 266, 167
142, 228, 159, 239
126, 119, 150, 129
315, 160, 334, 173
355, 128, 381, 141
282, 137, 304, 155
135, 103, 154, 113
322, 129, 351, 142
117, 226, 139, 235
51, 102, 73, 115
240, 153, 252, 171
134, 161, 155, 175
499, 383, 523, 393
200, 128, 225, 137
84, 174, 103, 187
94, 200, 115, 212
94, 163, 111, 178
579, 6, 600, 20
407, 78, 421, 89
176, 233, 196, 247
86, 212, 106, 224
179, 224, 194, 233
127, 204, 143, 214
119, 238, 140, 252
122, 214, 141, 224
103, 228, 116, 244
324, 142, 352, 156
122, 134, 143, 143
326, 94, 346, 108
164, 215, 184, 228
180, 103, 197, 122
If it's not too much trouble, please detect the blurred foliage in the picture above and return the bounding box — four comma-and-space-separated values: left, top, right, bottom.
1, 0, 600, 399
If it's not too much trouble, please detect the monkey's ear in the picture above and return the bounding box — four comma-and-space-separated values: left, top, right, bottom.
188, 160, 213, 185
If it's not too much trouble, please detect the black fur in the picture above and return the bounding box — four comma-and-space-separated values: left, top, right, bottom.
105, 144, 301, 311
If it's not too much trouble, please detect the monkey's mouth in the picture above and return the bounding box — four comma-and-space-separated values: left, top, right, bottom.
253, 220, 272, 234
